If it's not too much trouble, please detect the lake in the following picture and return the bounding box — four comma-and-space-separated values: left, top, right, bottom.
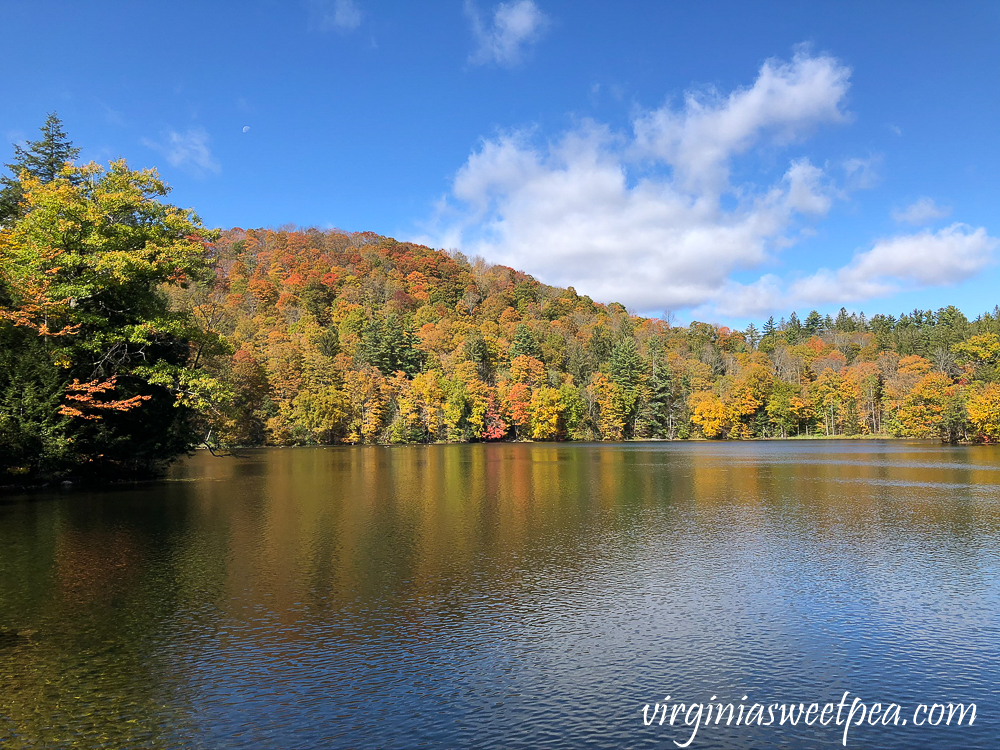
2, 441, 999, 749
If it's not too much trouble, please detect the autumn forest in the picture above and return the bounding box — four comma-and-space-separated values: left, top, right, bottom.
3, 116, 1000, 484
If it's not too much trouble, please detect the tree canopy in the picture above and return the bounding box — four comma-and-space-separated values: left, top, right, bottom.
0, 152, 221, 480
4, 117, 1000, 486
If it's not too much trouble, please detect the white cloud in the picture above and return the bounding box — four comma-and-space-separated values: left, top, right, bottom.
632, 49, 850, 193
423, 50, 850, 313
310, 0, 362, 32
142, 127, 220, 176
466, 0, 548, 67
423, 49, 999, 319
712, 276, 786, 318
784, 158, 832, 215
891, 196, 951, 225
790, 224, 997, 303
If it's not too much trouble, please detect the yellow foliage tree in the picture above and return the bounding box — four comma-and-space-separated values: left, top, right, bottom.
343, 367, 389, 443
891, 372, 952, 438
530, 386, 562, 440
966, 383, 1000, 441
690, 390, 727, 438
291, 383, 347, 443
589, 373, 628, 440
410, 370, 447, 440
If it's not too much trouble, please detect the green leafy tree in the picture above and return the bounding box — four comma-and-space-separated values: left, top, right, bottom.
0, 159, 222, 480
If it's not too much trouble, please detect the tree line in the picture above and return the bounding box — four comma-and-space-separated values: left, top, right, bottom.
3, 115, 1000, 483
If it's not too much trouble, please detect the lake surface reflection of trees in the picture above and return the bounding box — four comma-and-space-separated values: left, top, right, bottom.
2, 442, 999, 749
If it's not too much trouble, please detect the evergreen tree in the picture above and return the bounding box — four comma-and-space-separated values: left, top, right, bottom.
359, 315, 423, 376
762, 316, 777, 340
586, 324, 615, 364
0, 113, 80, 225
509, 322, 542, 361
744, 323, 760, 350
566, 340, 592, 384
834, 307, 855, 332
464, 332, 493, 382
300, 278, 334, 325
786, 312, 803, 344
643, 363, 683, 438
760, 316, 778, 352
608, 336, 644, 437
609, 336, 642, 391
0, 335, 72, 478
804, 310, 823, 335
315, 327, 340, 358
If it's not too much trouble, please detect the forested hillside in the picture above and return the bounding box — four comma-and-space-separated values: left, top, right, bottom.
187, 226, 1000, 448
3, 115, 1000, 484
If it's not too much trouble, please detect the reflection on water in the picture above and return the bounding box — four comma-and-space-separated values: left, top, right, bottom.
1, 442, 999, 748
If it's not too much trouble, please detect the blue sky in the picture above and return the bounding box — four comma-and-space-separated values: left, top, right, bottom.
2, 1, 998, 326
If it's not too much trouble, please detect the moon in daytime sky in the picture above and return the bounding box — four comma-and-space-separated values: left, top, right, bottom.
242, 126, 250, 133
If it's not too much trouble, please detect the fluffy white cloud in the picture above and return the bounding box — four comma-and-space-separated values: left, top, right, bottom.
633, 49, 850, 193
790, 224, 997, 303
141, 127, 220, 175
310, 0, 362, 32
424, 49, 999, 319
891, 196, 951, 225
466, 0, 548, 67
425, 50, 848, 312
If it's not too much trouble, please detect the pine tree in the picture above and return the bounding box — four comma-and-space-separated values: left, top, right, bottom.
464, 332, 493, 382
760, 316, 778, 351
359, 315, 423, 376
608, 336, 644, 437
804, 310, 823, 335
609, 336, 642, 391
644, 363, 682, 438
509, 323, 542, 362
762, 316, 777, 340
0, 113, 80, 225
834, 307, 855, 332
786, 311, 803, 344
586, 324, 615, 364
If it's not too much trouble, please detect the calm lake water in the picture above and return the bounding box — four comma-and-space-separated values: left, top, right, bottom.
2, 441, 999, 749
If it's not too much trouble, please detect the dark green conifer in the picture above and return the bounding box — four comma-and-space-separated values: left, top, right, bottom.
0, 112, 80, 225
509, 323, 542, 362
